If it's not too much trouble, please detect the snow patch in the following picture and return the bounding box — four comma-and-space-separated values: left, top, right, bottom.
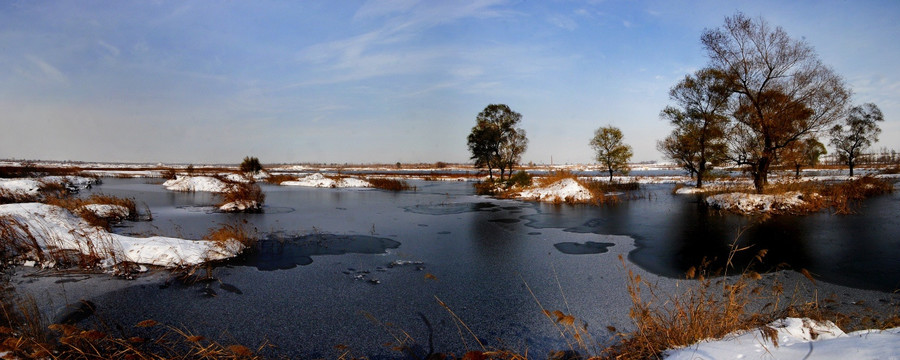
517, 178, 593, 202
0, 203, 242, 268
219, 200, 261, 212
80, 204, 130, 219
664, 317, 900, 360
280, 173, 372, 188
162, 176, 231, 193
706, 191, 812, 213
0, 179, 43, 197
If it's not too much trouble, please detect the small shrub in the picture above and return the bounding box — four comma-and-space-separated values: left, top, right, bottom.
161, 168, 177, 180
473, 181, 499, 195
434, 161, 448, 169
240, 156, 263, 174
506, 170, 532, 188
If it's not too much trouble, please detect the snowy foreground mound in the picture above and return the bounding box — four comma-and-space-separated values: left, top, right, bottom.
705, 191, 810, 213
0, 203, 242, 268
665, 317, 900, 360
280, 173, 371, 188
162, 176, 232, 192
517, 178, 592, 202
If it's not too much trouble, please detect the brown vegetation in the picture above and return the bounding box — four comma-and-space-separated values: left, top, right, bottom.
366, 177, 413, 191
0, 293, 264, 360
203, 221, 258, 249
263, 174, 299, 184
707, 175, 894, 215
218, 182, 265, 213
42, 194, 138, 230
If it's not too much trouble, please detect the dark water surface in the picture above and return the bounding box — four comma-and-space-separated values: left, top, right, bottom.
71, 177, 899, 358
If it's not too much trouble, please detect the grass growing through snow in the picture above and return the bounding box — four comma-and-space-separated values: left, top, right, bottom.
42, 194, 139, 230
218, 181, 265, 213
704, 175, 894, 215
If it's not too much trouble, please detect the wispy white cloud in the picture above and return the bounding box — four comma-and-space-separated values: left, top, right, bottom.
548, 14, 578, 31
291, 0, 511, 88
22, 55, 68, 84
97, 40, 120, 57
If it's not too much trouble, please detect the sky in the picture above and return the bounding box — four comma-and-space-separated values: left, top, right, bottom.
1, 0, 898, 165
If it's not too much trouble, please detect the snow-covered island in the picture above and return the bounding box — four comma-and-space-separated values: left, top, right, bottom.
162, 175, 232, 193
0, 203, 244, 269
280, 173, 372, 188
516, 178, 593, 203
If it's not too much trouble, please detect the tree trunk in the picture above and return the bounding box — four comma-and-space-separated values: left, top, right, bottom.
753, 156, 771, 193
849, 159, 854, 177
697, 161, 706, 188
488, 167, 494, 180
608, 168, 614, 182
795, 164, 801, 179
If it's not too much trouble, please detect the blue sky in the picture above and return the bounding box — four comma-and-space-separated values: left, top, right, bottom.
1, 0, 898, 164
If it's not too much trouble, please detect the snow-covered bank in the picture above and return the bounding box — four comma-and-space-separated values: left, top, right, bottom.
162, 176, 231, 192
280, 173, 371, 188
0, 203, 242, 268
0, 176, 100, 198
664, 317, 900, 360
517, 178, 592, 202
705, 191, 815, 213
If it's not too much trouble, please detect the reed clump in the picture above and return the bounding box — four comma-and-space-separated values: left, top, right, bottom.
366, 177, 413, 191
219, 182, 265, 213
204, 221, 258, 249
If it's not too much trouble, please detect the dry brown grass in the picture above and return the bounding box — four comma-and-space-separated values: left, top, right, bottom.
0, 188, 38, 204
42, 194, 138, 230
535, 170, 578, 187
366, 177, 413, 191
0, 165, 84, 179
264, 174, 299, 184
820, 176, 894, 214
601, 254, 770, 359
0, 314, 265, 359
203, 221, 258, 249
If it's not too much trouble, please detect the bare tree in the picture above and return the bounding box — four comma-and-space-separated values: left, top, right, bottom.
657, 68, 730, 188
590, 126, 633, 181
829, 103, 884, 177
702, 12, 850, 192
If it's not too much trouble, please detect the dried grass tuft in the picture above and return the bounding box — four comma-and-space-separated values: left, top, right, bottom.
366, 177, 412, 191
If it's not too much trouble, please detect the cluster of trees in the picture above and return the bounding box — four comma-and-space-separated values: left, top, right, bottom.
658, 12, 884, 192
467, 14, 885, 192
